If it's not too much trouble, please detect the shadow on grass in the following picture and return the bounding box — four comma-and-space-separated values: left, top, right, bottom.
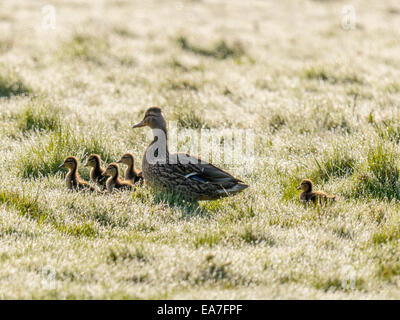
153, 189, 205, 217
177, 36, 245, 60
132, 186, 207, 217
301, 64, 364, 85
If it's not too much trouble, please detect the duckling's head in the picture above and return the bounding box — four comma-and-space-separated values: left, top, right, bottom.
297, 179, 313, 192
85, 154, 102, 168
118, 153, 135, 166
60, 156, 78, 170
132, 107, 166, 131
102, 163, 120, 178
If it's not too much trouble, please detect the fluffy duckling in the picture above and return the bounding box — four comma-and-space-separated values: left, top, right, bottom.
85, 154, 107, 189
117, 153, 143, 185
102, 163, 133, 193
297, 179, 336, 205
59, 156, 95, 191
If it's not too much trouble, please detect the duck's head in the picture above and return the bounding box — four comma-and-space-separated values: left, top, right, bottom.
297, 179, 313, 192
85, 154, 102, 168
132, 107, 166, 131
118, 153, 135, 166
59, 156, 78, 170
102, 163, 120, 178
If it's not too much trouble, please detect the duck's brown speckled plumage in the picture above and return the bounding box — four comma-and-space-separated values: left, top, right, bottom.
132, 107, 248, 201
60, 156, 95, 191
102, 163, 133, 193
297, 179, 336, 205
85, 154, 107, 189
117, 153, 143, 185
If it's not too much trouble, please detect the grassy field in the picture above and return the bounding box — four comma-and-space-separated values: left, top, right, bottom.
1, 0, 400, 299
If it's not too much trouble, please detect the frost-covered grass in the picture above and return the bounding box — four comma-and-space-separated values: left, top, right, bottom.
1, 0, 400, 299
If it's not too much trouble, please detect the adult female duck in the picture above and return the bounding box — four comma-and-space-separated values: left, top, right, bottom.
132, 107, 248, 201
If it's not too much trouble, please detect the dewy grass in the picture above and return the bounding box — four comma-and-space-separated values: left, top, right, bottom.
17, 125, 115, 178
173, 109, 209, 129
58, 33, 110, 64
0, 190, 47, 222
0, 190, 96, 237
354, 142, 400, 201
311, 147, 356, 182
373, 118, 400, 144
0, 66, 31, 98
17, 98, 62, 133
1, 0, 400, 299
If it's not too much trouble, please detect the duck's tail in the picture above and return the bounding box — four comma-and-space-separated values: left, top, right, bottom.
218, 182, 249, 196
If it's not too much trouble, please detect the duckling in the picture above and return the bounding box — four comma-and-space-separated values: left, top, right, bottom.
85, 154, 107, 189
117, 153, 143, 185
102, 163, 133, 193
297, 179, 336, 205
59, 156, 95, 191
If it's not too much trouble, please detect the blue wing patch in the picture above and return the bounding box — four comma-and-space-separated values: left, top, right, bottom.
185, 172, 208, 183
190, 175, 208, 183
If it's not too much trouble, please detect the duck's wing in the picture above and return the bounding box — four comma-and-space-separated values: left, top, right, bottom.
98, 174, 108, 185
172, 153, 245, 186
78, 180, 96, 192
136, 171, 144, 183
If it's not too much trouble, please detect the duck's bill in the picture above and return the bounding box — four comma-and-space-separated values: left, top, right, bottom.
132, 120, 145, 128
297, 186, 301, 190
117, 160, 122, 163
84, 162, 89, 167
59, 163, 65, 168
